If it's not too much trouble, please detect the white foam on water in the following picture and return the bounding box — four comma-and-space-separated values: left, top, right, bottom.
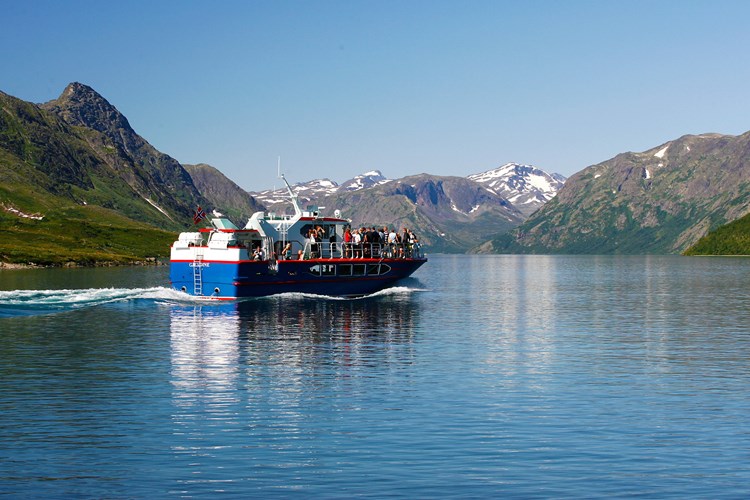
0, 287, 211, 317
0, 285, 428, 317
267, 285, 427, 301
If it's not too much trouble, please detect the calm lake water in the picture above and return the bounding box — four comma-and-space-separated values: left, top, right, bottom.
1, 255, 749, 498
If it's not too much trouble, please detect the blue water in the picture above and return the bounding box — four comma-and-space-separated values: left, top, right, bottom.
1, 255, 749, 497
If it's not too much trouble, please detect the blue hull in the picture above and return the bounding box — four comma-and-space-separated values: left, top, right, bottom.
170, 258, 427, 298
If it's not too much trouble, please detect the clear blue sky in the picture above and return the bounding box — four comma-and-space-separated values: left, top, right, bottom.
3, 0, 750, 190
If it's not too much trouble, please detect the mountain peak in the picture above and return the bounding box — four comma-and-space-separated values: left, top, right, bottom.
62, 82, 102, 100
339, 170, 390, 191
42, 82, 136, 141
467, 163, 566, 216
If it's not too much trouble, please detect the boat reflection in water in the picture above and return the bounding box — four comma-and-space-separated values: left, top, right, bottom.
168, 287, 423, 399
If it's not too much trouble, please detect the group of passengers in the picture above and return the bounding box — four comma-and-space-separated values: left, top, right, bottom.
343, 226, 420, 259
271, 224, 421, 261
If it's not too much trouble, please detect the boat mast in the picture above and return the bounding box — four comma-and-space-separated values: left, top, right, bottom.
278, 157, 302, 218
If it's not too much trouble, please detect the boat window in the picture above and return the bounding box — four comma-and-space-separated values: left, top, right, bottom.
352, 264, 366, 276
308, 264, 335, 276
314, 263, 392, 277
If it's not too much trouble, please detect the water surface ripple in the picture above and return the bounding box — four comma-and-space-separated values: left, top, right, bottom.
1, 256, 749, 497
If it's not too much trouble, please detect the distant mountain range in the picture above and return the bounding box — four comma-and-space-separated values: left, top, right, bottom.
248, 165, 566, 252
2, 81, 750, 265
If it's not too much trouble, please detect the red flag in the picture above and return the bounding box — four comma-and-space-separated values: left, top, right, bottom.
193, 206, 206, 225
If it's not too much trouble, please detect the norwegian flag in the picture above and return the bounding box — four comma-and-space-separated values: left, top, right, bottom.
193, 206, 207, 225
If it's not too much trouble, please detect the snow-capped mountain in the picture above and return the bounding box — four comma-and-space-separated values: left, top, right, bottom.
251, 165, 565, 219
252, 178, 340, 206
251, 170, 391, 207
468, 163, 566, 216
339, 170, 392, 191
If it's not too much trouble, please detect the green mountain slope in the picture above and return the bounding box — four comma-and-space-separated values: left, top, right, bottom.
683, 212, 750, 255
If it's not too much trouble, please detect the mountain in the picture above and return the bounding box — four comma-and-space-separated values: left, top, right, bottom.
468, 163, 566, 216
480, 132, 750, 254
0, 84, 207, 265
40, 83, 205, 223
183, 163, 265, 222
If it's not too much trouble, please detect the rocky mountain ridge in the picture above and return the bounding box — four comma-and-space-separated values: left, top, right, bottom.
251, 164, 564, 214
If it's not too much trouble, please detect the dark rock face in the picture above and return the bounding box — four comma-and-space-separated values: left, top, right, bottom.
0, 91, 97, 193
42, 82, 138, 150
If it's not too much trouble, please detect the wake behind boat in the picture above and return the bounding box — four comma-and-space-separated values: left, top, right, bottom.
169, 176, 427, 299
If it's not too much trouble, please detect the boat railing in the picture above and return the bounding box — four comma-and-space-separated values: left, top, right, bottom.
340, 242, 423, 259
273, 241, 423, 261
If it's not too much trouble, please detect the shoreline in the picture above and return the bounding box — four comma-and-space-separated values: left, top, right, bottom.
0, 259, 167, 270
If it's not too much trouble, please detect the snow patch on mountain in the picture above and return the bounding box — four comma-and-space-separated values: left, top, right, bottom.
654, 145, 669, 159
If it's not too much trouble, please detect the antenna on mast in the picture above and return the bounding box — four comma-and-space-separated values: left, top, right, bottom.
277, 156, 302, 217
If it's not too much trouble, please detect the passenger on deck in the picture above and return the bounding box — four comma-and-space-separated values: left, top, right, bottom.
352, 228, 362, 258
343, 226, 352, 257
282, 242, 292, 260
387, 228, 398, 257
362, 227, 371, 258
329, 231, 337, 256
370, 227, 381, 257
401, 228, 410, 257
310, 230, 320, 258
410, 230, 420, 257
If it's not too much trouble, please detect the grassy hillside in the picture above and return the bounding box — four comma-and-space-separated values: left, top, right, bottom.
0, 87, 195, 266
0, 184, 175, 266
683, 212, 750, 256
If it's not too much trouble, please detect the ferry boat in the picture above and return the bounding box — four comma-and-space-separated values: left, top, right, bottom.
169, 176, 427, 299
